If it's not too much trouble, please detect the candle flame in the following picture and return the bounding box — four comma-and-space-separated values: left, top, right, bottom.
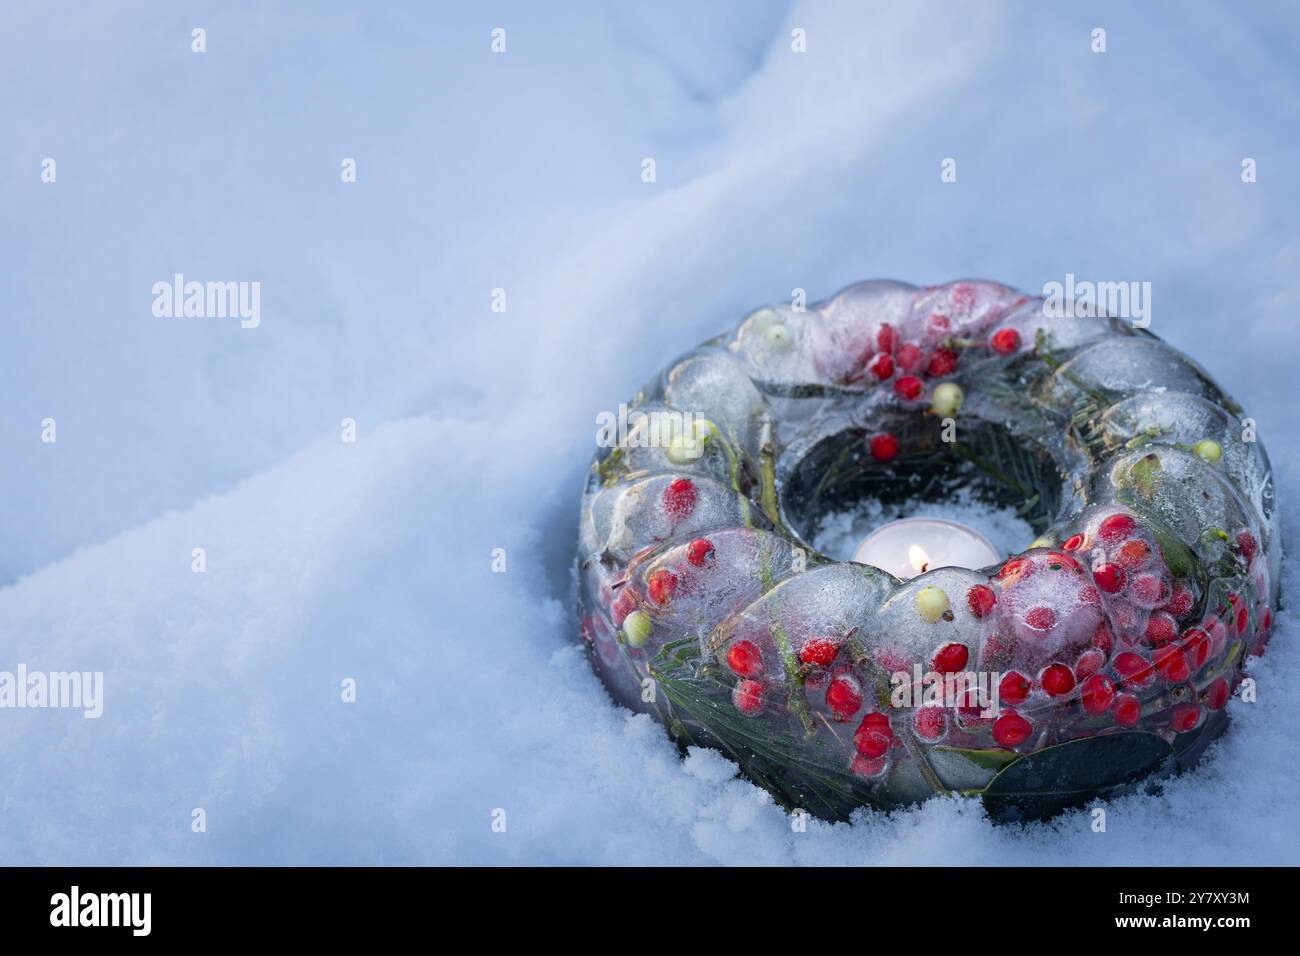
908, 544, 930, 574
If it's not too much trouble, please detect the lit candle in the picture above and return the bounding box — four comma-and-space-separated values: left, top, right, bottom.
852, 517, 1001, 580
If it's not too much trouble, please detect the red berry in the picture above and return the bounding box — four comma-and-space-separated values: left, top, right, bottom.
1115, 539, 1151, 569
1144, 612, 1177, 647
826, 673, 864, 721
894, 375, 924, 400
860, 710, 891, 731
1025, 606, 1056, 632
914, 706, 947, 741
799, 637, 839, 667
1093, 563, 1126, 594
967, 584, 997, 618
1046, 551, 1084, 574
853, 712, 892, 756
1262, 607, 1273, 633
727, 639, 764, 677
956, 687, 994, 727
981, 633, 1013, 660
733, 679, 764, 715
1171, 703, 1203, 733
926, 347, 958, 377
1093, 622, 1115, 655
990, 327, 1021, 355
646, 569, 677, 605
993, 711, 1033, 747
873, 648, 910, 675
662, 478, 698, 521
1235, 531, 1257, 564
1079, 584, 1101, 607
610, 587, 638, 627
1128, 572, 1165, 607
685, 538, 714, 566
850, 754, 888, 777
876, 323, 898, 354
866, 352, 894, 380
1080, 674, 1117, 714
1153, 645, 1189, 683
1098, 513, 1136, 543
999, 671, 1032, 705
1165, 585, 1194, 618
1110, 602, 1143, 637
1113, 651, 1154, 689
1040, 663, 1075, 697
996, 556, 1034, 587
932, 642, 969, 674
1075, 649, 1106, 679
1205, 676, 1230, 710
896, 342, 924, 372
869, 432, 899, 462
1062, 533, 1086, 552
1235, 604, 1248, 634
1180, 627, 1211, 669
1113, 693, 1141, 726
926, 314, 951, 337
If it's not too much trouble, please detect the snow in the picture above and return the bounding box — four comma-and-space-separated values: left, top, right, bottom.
2, 0, 1298, 864
812, 490, 1036, 564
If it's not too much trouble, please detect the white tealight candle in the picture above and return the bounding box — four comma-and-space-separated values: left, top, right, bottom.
852, 517, 1001, 580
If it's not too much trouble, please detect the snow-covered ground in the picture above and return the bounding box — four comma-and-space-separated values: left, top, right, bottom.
2, 0, 1298, 864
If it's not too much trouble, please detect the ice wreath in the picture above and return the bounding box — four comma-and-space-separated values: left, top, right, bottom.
576, 279, 1279, 822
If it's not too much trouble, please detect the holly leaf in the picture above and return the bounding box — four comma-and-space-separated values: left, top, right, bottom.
980, 732, 1176, 823
1150, 525, 1196, 580
934, 746, 1022, 771
1118, 499, 1199, 581
929, 746, 1022, 791
1129, 452, 1163, 498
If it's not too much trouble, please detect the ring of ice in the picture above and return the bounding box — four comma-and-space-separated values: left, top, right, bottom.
576, 279, 1279, 820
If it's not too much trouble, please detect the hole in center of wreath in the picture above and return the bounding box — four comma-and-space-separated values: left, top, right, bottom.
781, 418, 1068, 564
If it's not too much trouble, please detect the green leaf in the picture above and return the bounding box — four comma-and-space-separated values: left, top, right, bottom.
1150, 525, 1196, 580
1129, 452, 1163, 497
933, 745, 1022, 772
929, 746, 1022, 791
980, 732, 1176, 823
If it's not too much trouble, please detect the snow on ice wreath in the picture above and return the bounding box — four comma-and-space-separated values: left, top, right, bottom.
576, 279, 1279, 822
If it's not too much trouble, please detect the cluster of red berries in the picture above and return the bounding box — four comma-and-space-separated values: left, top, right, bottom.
680, 457, 1257, 770
838, 288, 1028, 467
1074, 513, 1217, 665
972, 510, 1244, 743
602, 476, 721, 626
851, 712, 893, 777
603, 503, 719, 641
1076, 514, 1178, 640
641, 534, 717, 611
987, 546, 1100, 651
721, 507, 1244, 757
726, 630, 867, 723
843, 316, 1021, 405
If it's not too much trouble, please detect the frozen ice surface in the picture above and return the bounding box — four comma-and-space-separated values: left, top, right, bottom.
1100, 392, 1275, 530
1040, 337, 1223, 409
811, 280, 917, 386
2, 0, 1300, 864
